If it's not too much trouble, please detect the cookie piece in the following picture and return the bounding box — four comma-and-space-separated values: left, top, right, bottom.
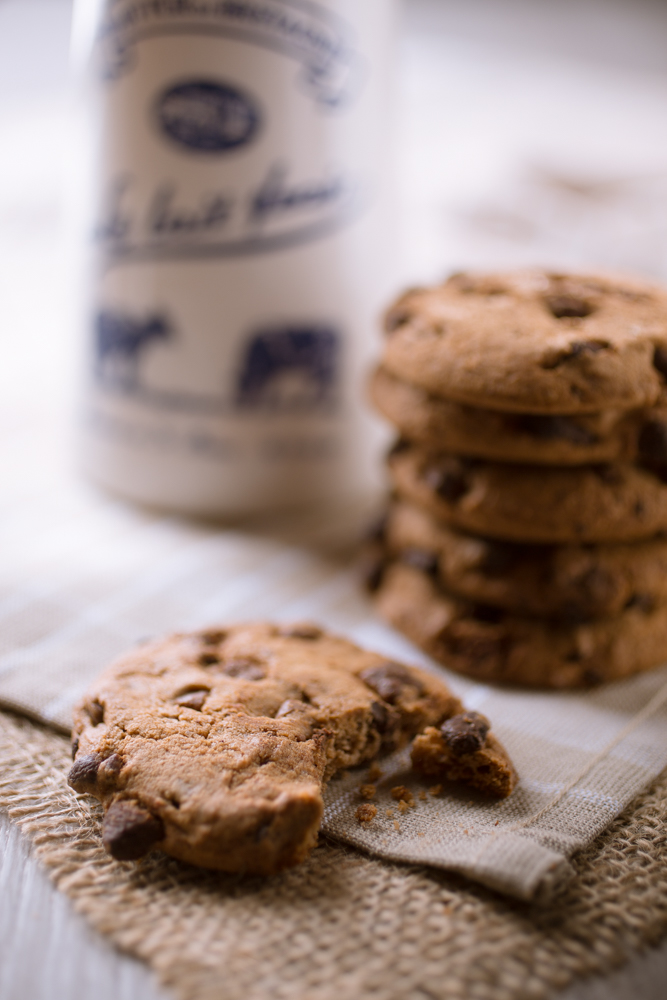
375, 562, 667, 688
370, 366, 667, 467
411, 713, 517, 799
382, 270, 667, 414
384, 499, 667, 621
389, 442, 667, 543
68, 623, 468, 874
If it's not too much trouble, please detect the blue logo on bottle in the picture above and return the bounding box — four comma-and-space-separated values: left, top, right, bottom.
156, 80, 261, 153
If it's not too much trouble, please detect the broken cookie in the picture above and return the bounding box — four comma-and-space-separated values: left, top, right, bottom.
69, 622, 510, 874
411, 711, 517, 798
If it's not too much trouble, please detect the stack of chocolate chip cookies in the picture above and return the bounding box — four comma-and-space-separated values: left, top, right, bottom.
367, 269, 667, 688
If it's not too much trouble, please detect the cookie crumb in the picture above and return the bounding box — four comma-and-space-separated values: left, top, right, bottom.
356, 804, 377, 825
359, 784, 376, 800
429, 784, 443, 797
398, 799, 411, 814
417, 831, 425, 838
385, 808, 394, 818
391, 785, 415, 806
367, 762, 383, 782
393, 820, 400, 832
418, 790, 428, 801
495, 819, 500, 826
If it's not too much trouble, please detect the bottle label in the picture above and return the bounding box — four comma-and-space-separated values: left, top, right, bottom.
81, 0, 394, 513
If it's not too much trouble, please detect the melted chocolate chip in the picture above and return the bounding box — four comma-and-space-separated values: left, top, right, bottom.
68, 752, 103, 794
102, 800, 165, 861
510, 413, 598, 446
221, 658, 266, 681
653, 345, 667, 380
86, 700, 104, 726
423, 464, 470, 503
360, 662, 424, 704
71, 737, 79, 761
440, 712, 490, 756
277, 624, 322, 640
400, 547, 439, 577
544, 295, 595, 319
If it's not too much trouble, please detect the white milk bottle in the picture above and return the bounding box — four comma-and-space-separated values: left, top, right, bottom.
74, 0, 397, 516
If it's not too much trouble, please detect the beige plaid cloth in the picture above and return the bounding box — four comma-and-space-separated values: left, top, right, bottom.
3, 413, 667, 902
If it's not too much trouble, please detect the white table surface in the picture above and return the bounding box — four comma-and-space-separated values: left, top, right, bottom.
2, 1, 667, 997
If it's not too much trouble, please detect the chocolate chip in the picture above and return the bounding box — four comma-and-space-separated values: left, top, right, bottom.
369, 700, 400, 739
544, 295, 595, 319
384, 308, 414, 333
440, 712, 490, 756
592, 464, 622, 485
653, 345, 667, 379
200, 629, 227, 645
577, 566, 617, 607
469, 604, 504, 624
423, 463, 470, 503
510, 413, 598, 446
360, 662, 424, 704
478, 540, 522, 576
638, 419, 667, 478
359, 548, 387, 594
388, 438, 410, 459
175, 690, 208, 710
68, 752, 103, 793
277, 623, 322, 640
221, 658, 266, 680
86, 700, 104, 726
100, 752, 124, 776
365, 512, 388, 544
624, 592, 655, 613
557, 601, 593, 626
198, 652, 220, 666
102, 800, 164, 861
541, 340, 610, 368
400, 547, 439, 577
583, 669, 604, 686
71, 737, 79, 761
441, 630, 507, 667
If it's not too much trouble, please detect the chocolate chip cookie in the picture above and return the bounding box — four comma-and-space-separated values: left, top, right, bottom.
371, 366, 667, 468
389, 442, 667, 543
69, 623, 512, 874
382, 270, 667, 414
381, 499, 667, 621
375, 562, 667, 688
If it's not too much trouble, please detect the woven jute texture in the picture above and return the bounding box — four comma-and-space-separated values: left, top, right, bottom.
2, 708, 667, 1000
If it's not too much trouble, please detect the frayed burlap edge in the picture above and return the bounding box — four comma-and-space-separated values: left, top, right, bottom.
1, 709, 666, 1000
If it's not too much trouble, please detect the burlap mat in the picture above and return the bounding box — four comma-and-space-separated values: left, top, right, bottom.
2, 708, 666, 1000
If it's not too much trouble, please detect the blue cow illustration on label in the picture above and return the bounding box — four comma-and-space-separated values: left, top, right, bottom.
236, 326, 340, 412
95, 309, 173, 390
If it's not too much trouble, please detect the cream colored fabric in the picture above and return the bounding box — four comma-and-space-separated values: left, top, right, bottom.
2, 457, 667, 901
1, 710, 667, 1000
